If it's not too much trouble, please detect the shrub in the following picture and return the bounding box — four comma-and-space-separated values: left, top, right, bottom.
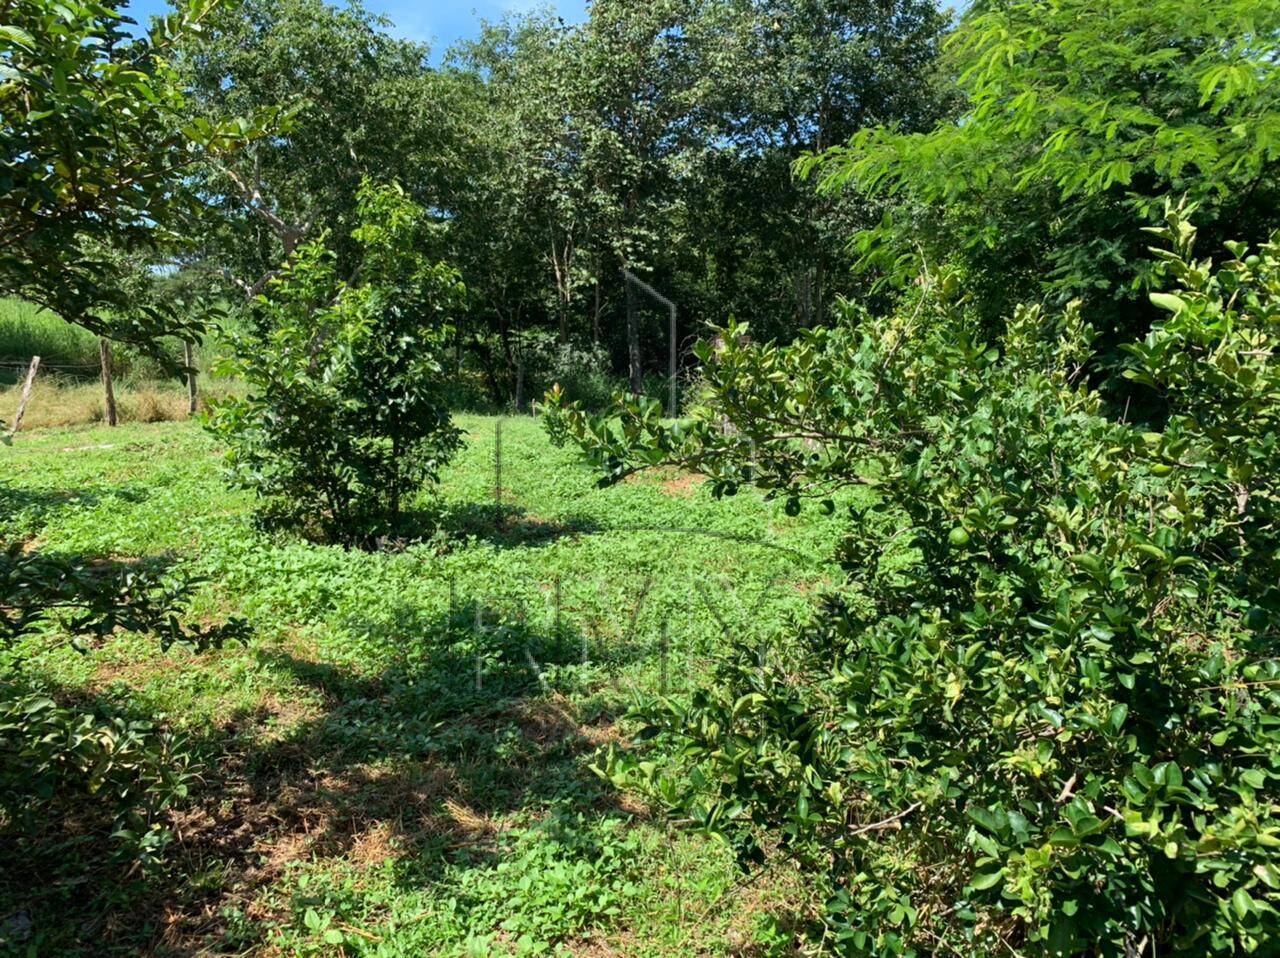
549, 206, 1280, 955
208, 182, 465, 546
0, 691, 196, 867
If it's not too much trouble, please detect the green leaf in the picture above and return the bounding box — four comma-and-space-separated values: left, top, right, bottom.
970, 870, 1004, 891
1149, 292, 1188, 314
0, 24, 36, 48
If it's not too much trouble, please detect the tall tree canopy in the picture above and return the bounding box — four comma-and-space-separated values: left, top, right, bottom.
805, 0, 1280, 352
176, 0, 457, 297
442, 0, 953, 400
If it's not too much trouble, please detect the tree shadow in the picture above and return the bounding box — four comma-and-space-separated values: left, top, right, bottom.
0, 481, 151, 532
431, 501, 602, 550
0, 596, 636, 957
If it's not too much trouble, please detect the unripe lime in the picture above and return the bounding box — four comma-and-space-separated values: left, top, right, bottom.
948, 527, 971, 547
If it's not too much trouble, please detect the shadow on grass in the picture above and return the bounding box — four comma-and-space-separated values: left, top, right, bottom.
0, 482, 151, 534
432, 501, 601, 550
0, 597, 635, 957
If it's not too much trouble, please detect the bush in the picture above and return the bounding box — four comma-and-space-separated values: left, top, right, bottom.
550, 206, 1280, 955
0, 690, 195, 867
208, 182, 465, 546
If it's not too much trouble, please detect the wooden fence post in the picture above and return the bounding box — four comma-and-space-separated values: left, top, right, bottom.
99, 338, 118, 427
184, 341, 198, 415
8, 356, 40, 437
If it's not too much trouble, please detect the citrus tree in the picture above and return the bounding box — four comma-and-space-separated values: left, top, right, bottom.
208, 181, 465, 547
546, 205, 1280, 954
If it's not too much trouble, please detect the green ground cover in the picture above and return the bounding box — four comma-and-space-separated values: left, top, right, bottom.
0, 414, 859, 957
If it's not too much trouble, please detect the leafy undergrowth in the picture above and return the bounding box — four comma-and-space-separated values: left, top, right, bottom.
0, 415, 855, 956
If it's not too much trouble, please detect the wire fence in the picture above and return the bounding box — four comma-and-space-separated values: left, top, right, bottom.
0, 359, 100, 372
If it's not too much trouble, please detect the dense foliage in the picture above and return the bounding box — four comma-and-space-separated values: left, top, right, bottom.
803, 0, 1280, 355
171, 0, 952, 404
0, 0, 252, 868
5, 0, 1280, 952
0, 0, 261, 345
549, 206, 1280, 954
175, 0, 446, 298
208, 182, 464, 546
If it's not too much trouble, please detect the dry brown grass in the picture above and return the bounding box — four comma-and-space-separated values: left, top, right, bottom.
0, 375, 243, 431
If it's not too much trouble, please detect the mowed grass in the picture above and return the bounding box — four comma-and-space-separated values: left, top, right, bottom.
0, 415, 862, 957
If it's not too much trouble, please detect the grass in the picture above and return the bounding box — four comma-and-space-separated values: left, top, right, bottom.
0, 297, 233, 387
0, 373, 243, 431
0, 414, 863, 957
0, 298, 101, 375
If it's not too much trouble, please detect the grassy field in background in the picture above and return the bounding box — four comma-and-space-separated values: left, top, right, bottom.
0, 298, 242, 428
0, 298, 101, 375
0, 415, 862, 957
0, 374, 245, 431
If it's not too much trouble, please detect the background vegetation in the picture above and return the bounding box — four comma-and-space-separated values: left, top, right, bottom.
3, 0, 1278, 954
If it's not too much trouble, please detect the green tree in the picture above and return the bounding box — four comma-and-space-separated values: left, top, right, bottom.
445, 13, 592, 402
444, 0, 952, 400
208, 182, 465, 546
176, 0, 455, 297
0, 0, 249, 863
550, 206, 1280, 955
683, 0, 953, 332
0, 0, 258, 346
803, 0, 1280, 352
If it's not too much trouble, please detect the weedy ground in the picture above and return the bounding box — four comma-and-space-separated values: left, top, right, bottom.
0, 415, 861, 957
0, 374, 246, 431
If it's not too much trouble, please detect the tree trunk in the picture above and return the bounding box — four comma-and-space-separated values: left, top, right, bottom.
625, 273, 642, 395
514, 355, 525, 414
184, 341, 198, 415
389, 435, 401, 527
814, 258, 825, 326
593, 280, 601, 344
99, 338, 118, 427
795, 270, 812, 327
497, 319, 518, 407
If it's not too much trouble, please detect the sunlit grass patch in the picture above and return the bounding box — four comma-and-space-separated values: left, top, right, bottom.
0, 416, 851, 956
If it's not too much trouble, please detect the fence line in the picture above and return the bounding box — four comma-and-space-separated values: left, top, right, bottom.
0, 359, 99, 371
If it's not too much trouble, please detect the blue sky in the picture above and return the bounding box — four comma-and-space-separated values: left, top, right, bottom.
125, 1, 589, 54
363, 1, 588, 51
126, 1, 960, 55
